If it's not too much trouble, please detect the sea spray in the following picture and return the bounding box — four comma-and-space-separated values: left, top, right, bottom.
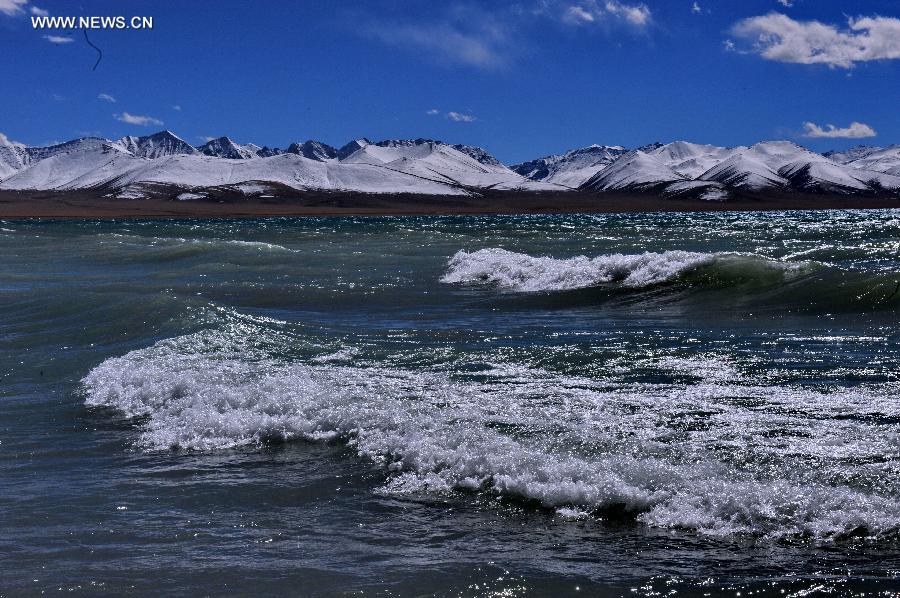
82, 327, 900, 542
441, 248, 804, 292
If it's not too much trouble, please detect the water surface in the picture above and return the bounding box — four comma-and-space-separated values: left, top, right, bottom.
2, 211, 900, 595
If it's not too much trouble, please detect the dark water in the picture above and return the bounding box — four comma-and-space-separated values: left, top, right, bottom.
2, 211, 900, 596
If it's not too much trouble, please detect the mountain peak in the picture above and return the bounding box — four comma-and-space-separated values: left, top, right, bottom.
582, 149, 685, 191
637, 142, 664, 153
511, 144, 630, 187
0, 132, 29, 179
198, 136, 258, 159
824, 145, 882, 164
336, 138, 372, 160
119, 130, 197, 158
450, 143, 503, 167
285, 140, 338, 161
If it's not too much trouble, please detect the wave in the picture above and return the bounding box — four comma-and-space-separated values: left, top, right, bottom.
95, 233, 296, 261
441, 248, 900, 311
82, 327, 900, 543
441, 248, 806, 292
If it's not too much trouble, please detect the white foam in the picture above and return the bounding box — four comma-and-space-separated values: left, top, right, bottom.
82, 328, 900, 542
440, 248, 800, 292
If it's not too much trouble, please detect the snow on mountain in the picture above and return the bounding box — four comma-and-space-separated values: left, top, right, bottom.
699, 152, 787, 190
753, 141, 900, 192
112, 153, 472, 195
197, 136, 259, 159
745, 141, 823, 170
1, 138, 137, 190
337, 138, 551, 191
824, 145, 883, 165
650, 141, 734, 179
842, 146, 900, 176
581, 151, 686, 191
449, 144, 503, 167
0, 135, 542, 195
0, 133, 28, 180
836, 167, 900, 191
254, 146, 282, 158
0, 148, 471, 195
694, 142, 819, 191
778, 159, 871, 193
117, 130, 198, 159
285, 140, 337, 161
336, 139, 372, 161
3, 129, 899, 198
512, 145, 629, 188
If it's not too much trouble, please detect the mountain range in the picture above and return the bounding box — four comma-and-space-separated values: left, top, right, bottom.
1, 130, 899, 200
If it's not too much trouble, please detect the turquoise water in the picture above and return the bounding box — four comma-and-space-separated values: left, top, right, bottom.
2, 211, 900, 595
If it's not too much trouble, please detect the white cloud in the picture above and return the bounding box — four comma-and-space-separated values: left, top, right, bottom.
200, 136, 217, 143
43, 35, 74, 44
172, 105, 182, 111
1, 1, 49, 17
564, 5, 595, 24
723, 39, 736, 51
98, 93, 117, 103
562, 0, 651, 27
365, 15, 510, 69
0, 0, 27, 16
604, 0, 651, 26
427, 109, 477, 121
691, 2, 701, 15
114, 112, 164, 127
447, 111, 476, 122
803, 121, 876, 139
364, 3, 653, 69
776, 0, 793, 6
732, 13, 900, 68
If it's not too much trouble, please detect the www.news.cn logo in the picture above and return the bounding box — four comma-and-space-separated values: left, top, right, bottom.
31, 15, 153, 30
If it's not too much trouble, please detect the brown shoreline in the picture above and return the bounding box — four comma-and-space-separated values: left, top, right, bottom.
1, 190, 899, 219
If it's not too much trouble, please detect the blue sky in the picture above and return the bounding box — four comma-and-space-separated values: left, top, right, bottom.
1, 0, 898, 163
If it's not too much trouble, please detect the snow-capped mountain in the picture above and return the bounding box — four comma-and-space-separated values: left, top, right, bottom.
337, 138, 545, 191
336, 139, 371, 161
450, 144, 503, 167
117, 130, 198, 159
581, 150, 686, 191
0, 133, 28, 179
512, 145, 629, 188
699, 152, 787, 190
695, 142, 900, 194
197, 136, 260, 160
512, 139, 900, 196
824, 145, 883, 165
1, 129, 899, 199
841, 146, 900, 177
0, 132, 560, 196
254, 146, 282, 158
650, 141, 734, 179
2, 137, 134, 191
285, 140, 337, 161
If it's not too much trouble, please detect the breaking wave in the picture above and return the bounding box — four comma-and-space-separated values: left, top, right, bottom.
82, 326, 900, 543
441, 248, 806, 292
441, 248, 900, 311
